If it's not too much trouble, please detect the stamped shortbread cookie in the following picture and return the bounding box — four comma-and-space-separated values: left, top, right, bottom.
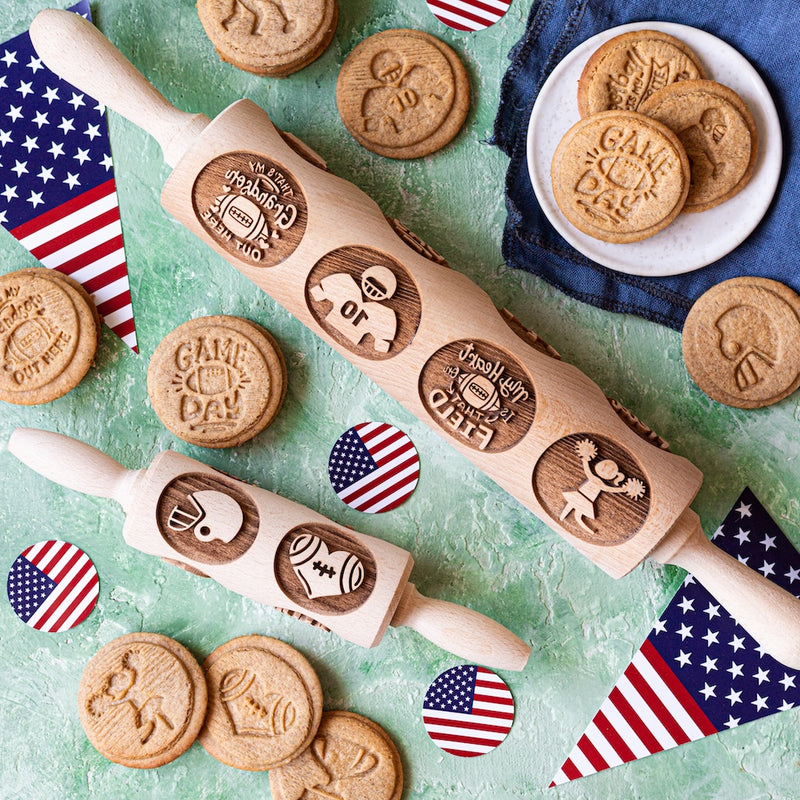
551, 110, 690, 243
682, 277, 800, 409
0, 267, 100, 405
199, 634, 323, 771
639, 79, 758, 213
196, 0, 338, 77
336, 28, 470, 159
78, 632, 208, 769
147, 315, 286, 449
269, 710, 404, 800
577, 29, 707, 117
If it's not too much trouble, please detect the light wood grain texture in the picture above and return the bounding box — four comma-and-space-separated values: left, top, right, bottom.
8, 427, 530, 670
28, 8, 800, 668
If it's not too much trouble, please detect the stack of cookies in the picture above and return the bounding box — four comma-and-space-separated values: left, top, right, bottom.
78, 632, 403, 799
550, 30, 758, 243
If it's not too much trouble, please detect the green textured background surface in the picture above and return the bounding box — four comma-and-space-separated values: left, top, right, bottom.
2, 1, 800, 798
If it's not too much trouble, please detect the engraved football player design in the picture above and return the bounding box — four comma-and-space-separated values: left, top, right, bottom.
680, 106, 729, 182
309, 264, 398, 352
559, 438, 646, 535
222, 0, 296, 35
361, 49, 450, 140
167, 489, 245, 543
715, 304, 777, 391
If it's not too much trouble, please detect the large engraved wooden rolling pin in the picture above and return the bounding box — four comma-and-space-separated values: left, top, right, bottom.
8, 427, 531, 670
30, 9, 800, 667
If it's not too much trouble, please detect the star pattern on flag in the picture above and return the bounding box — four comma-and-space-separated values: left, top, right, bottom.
328, 427, 378, 493
0, 1, 137, 351
551, 487, 800, 785
7, 557, 57, 621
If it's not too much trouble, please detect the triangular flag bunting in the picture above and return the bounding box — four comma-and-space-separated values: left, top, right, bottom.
0, 1, 137, 352
552, 487, 800, 785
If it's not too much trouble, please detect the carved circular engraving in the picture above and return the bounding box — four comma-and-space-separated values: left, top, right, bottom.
274, 523, 377, 616
305, 246, 421, 359
418, 339, 536, 452
78, 632, 207, 769
192, 152, 307, 267
532, 433, 650, 545
682, 277, 800, 408
156, 472, 259, 565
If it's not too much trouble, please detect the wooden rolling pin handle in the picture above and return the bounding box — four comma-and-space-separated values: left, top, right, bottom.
650, 509, 800, 669
7, 427, 143, 511
30, 9, 209, 166
391, 583, 531, 671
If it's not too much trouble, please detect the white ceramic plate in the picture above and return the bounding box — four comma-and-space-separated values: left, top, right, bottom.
525, 22, 782, 276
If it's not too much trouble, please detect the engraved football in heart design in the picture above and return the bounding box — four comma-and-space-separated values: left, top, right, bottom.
289, 534, 365, 600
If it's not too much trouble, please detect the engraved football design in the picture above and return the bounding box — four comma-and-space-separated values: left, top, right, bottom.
6, 318, 51, 362
289, 533, 365, 599
219, 668, 298, 737
215, 192, 270, 242
183, 363, 237, 396
458, 372, 500, 413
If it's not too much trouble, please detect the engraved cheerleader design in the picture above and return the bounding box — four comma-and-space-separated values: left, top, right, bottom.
559, 438, 646, 535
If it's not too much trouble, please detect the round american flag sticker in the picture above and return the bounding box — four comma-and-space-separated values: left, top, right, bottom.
426, 0, 512, 31
328, 422, 420, 513
6, 540, 99, 632
422, 664, 515, 756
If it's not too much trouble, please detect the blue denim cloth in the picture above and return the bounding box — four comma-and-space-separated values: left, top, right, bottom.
492, 0, 799, 330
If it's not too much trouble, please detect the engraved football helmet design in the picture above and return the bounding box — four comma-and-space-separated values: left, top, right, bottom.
167, 490, 244, 543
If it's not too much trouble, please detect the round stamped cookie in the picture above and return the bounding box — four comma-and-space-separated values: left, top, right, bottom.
639, 79, 758, 213
196, 0, 338, 77
147, 315, 286, 449
199, 635, 323, 771
270, 711, 403, 800
682, 277, 800, 409
577, 29, 706, 117
551, 110, 690, 243
78, 632, 207, 769
336, 28, 470, 159
0, 267, 99, 405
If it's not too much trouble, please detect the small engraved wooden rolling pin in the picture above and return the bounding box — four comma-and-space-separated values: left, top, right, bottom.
30, 10, 800, 667
7, 427, 531, 671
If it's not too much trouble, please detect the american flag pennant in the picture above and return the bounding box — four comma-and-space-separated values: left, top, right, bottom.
422, 664, 515, 756
426, 0, 512, 32
0, 1, 137, 352
6, 539, 99, 632
327, 422, 420, 513
551, 487, 800, 786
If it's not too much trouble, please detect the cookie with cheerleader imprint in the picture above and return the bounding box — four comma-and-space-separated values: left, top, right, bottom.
147, 315, 286, 449
78, 632, 207, 768
336, 28, 470, 159
196, 0, 338, 77
269, 711, 403, 800
198, 634, 323, 770
639, 79, 758, 213
577, 29, 707, 117
550, 110, 690, 243
0, 267, 100, 405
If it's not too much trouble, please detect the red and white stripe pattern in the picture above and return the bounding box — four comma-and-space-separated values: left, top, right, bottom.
423, 665, 515, 757
551, 640, 716, 785
426, 0, 512, 31
328, 422, 420, 513
6, 539, 100, 632
10, 178, 137, 352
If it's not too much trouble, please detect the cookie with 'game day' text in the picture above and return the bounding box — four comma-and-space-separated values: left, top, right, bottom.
550, 110, 691, 243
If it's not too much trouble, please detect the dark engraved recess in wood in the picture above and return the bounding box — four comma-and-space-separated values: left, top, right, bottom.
156, 472, 260, 565
274, 523, 378, 616
418, 338, 536, 453
192, 151, 308, 267
532, 433, 650, 545
305, 245, 422, 360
